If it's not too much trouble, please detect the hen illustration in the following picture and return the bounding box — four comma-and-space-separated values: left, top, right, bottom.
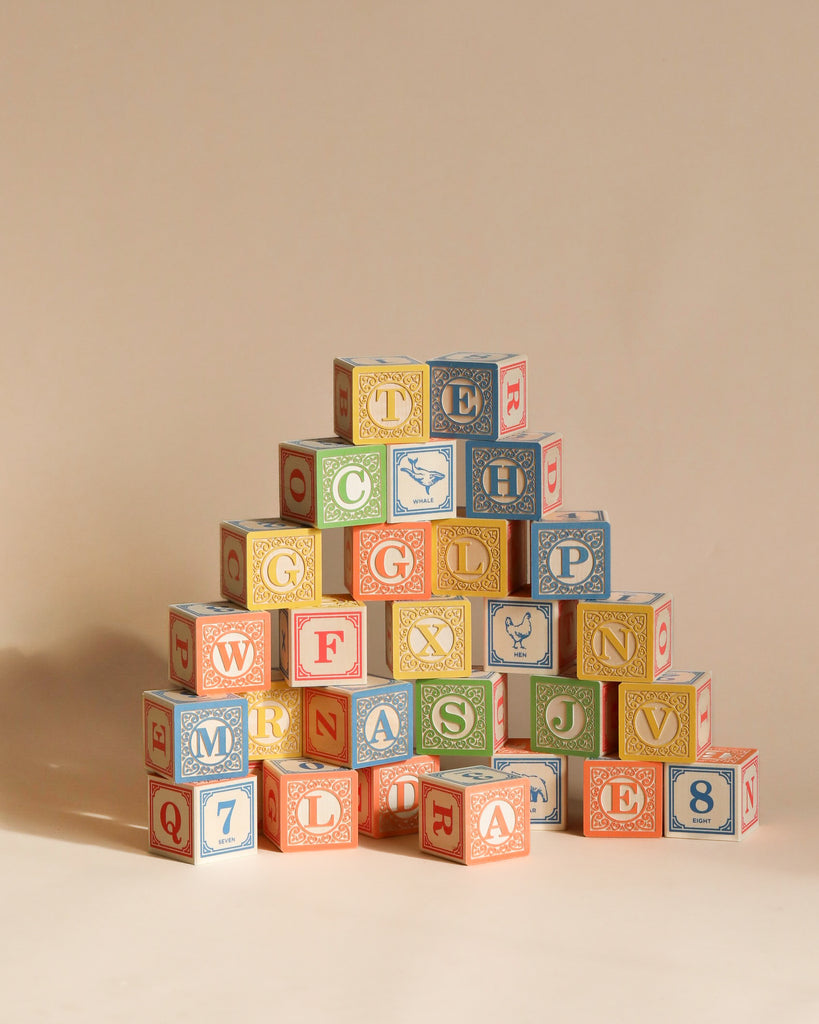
400, 456, 445, 494
505, 611, 532, 650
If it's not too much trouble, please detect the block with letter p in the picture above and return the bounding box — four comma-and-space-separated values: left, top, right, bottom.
278, 595, 366, 687
428, 352, 528, 440
531, 510, 611, 600
578, 592, 673, 683
619, 670, 712, 764
466, 431, 563, 519
220, 518, 321, 611
168, 602, 270, 695
664, 747, 759, 841
333, 356, 430, 445
262, 758, 357, 852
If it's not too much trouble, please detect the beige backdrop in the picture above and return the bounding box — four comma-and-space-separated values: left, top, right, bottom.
2, 4, 818, 1022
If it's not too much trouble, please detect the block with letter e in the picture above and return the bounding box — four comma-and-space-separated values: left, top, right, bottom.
419, 766, 530, 865
664, 747, 759, 841
577, 591, 673, 683
466, 431, 563, 520
168, 601, 270, 695
333, 356, 430, 444
358, 753, 440, 838
278, 595, 366, 687
415, 671, 507, 757
344, 522, 432, 601
583, 759, 663, 838
428, 352, 527, 440
619, 670, 712, 764
148, 774, 256, 864
531, 510, 611, 600
220, 518, 321, 611
262, 758, 357, 852
385, 597, 471, 679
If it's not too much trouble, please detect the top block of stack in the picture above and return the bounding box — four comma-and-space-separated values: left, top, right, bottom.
333, 356, 430, 445
428, 352, 528, 440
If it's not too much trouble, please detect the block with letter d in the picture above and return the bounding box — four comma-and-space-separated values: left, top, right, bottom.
143, 689, 248, 784
385, 597, 471, 679
358, 753, 440, 838
530, 671, 618, 759
415, 672, 507, 757
466, 431, 563, 520
344, 522, 432, 601
419, 766, 530, 865
664, 747, 759, 841
220, 518, 321, 611
583, 758, 663, 838
333, 356, 430, 445
168, 601, 270, 695
428, 352, 528, 440
262, 758, 357, 852
303, 677, 413, 769
492, 739, 568, 831
531, 510, 611, 600
279, 437, 386, 528
619, 669, 712, 764
278, 595, 366, 687
148, 774, 256, 864
577, 591, 673, 683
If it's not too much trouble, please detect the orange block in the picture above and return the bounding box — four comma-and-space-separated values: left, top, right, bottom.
344, 522, 432, 601
583, 759, 663, 838
168, 602, 270, 695
262, 758, 357, 852
358, 754, 440, 838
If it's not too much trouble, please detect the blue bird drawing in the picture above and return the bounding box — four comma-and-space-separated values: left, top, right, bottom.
504, 612, 532, 650
400, 456, 445, 494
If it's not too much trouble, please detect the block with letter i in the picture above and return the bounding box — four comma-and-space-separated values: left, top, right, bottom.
344, 522, 432, 601
279, 437, 386, 528
465, 431, 563, 520
333, 356, 430, 444
358, 753, 440, 839
386, 597, 471, 679
148, 775, 257, 864
531, 511, 611, 600
262, 758, 357, 852
242, 674, 303, 761
619, 670, 712, 764
492, 739, 568, 831
583, 759, 663, 838
530, 672, 618, 758
577, 591, 673, 683
278, 595, 366, 687
415, 672, 507, 757
433, 514, 525, 598
428, 352, 528, 440
168, 602, 270, 695
664, 747, 759, 841
485, 590, 576, 675
419, 766, 530, 865
220, 518, 321, 611
386, 440, 456, 522
303, 677, 413, 769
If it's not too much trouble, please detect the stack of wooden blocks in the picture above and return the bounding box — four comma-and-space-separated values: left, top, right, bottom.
144, 353, 759, 865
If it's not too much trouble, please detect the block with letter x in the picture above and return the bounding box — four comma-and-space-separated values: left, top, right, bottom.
385, 597, 471, 679
428, 351, 528, 440
578, 591, 673, 683
262, 758, 358, 852
619, 669, 712, 764
466, 431, 563, 520
278, 595, 366, 687
333, 356, 430, 444
664, 747, 759, 841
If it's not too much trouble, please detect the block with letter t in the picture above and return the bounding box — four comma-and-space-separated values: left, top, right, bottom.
466, 431, 563, 520
358, 753, 440, 838
583, 758, 663, 838
664, 746, 759, 841
531, 510, 611, 600
220, 518, 321, 611
428, 352, 527, 440
619, 669, 712, 764
148, 774, 257, 864
278, 595, 366, 687
262, 758, 358, 852
333, 356, 430, 445
419, 766, 530, 865
577, 591, 673, 683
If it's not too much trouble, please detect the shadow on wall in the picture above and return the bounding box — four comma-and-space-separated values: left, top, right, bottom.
0, 631, 165, 855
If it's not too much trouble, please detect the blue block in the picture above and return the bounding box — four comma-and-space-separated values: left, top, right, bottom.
531, 511, 611, 600
429, 352, 528, 440
466, 431, 563, 519
492, 744, 568, 830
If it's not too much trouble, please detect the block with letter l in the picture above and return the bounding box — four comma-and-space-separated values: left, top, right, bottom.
262, 758, 357, 852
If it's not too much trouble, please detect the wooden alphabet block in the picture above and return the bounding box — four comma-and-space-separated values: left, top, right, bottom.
419, 766, 530, 865
220, 518, 321, 611
577, 591, 673, 683
148, 774, 257, 864
344, 522, 432, 601
303, 677, 413, 769
168, 601, 270, 695
358, 753, 440, 838
385, 597, 471, 679
278, 595, 367, 687
279, 437, 387, 528
262, 758, 358, 852
664, 747, 759, 841
465, 431, 563, 520
333, 356, 430, 444
619, 670, 712, 764
531, 511, 611, 600
243, 674, 303, 760
432, 514, 525, 598
492, 738, 568, 831
143, 689, 248, 784
428, 352, 528, 440
583, 759, 663, 838
485, 589, 576, 674
386, 440, 456, 522
530, 672, 618, 758
415, 671, 507, 757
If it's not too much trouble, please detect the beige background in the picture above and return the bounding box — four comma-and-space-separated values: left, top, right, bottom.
2, 3, 818, 1022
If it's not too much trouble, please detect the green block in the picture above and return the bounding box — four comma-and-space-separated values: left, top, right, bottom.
530, 674, 618, 757
415, 672, 506, 757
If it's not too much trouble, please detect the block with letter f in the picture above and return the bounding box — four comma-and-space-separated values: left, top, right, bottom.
278, 595, 367, 687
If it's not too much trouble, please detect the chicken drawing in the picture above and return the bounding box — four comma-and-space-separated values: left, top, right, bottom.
505, 612, 532, 650
399, 456, 445, 494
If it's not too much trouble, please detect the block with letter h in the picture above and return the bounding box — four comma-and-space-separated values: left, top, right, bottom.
262, 758, 357, 852
619, 669, 712, 764
358, 753, 440, 838
492, 739, 568, 831
148, 774, 257, 864
333, 356, 430, 445
664, 747, 759, 841
530, 671, 618, 759
278, 595, 366, 687
531, 511, 611, 601
415, 671, 507, 757
583, 759, 663, 838
279, 437, 387, 528
578, 592, 673, 684
433, 514, 526, 598
220, 518, 321, 611
344, 522, 432, 601
428, 352, 527, 440
303, 677, 413, 769
386, 597, 471, 679
419, 766, 530, 865
485, 589, 576, 675
466, 431, 563, 520
168, 602, 271, 695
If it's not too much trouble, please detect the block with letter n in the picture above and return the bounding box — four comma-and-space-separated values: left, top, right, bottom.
333, 356, 430, 445
428, 351, 528, 440
262, 758, 358, 852
664, 747, 759, 841
278, 595, 366, 687
577, 591, 673, 684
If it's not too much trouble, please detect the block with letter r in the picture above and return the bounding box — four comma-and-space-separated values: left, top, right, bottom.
466, 431, 563, 520
664, 747, 759, 841
428, 352, 527, 440
242, 674, 304, 761
577, 591, 673, 684
262, 758, 358, 852
531, 510, 611, 600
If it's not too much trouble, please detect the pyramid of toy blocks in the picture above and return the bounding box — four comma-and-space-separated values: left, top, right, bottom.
144, 354, 759, 864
